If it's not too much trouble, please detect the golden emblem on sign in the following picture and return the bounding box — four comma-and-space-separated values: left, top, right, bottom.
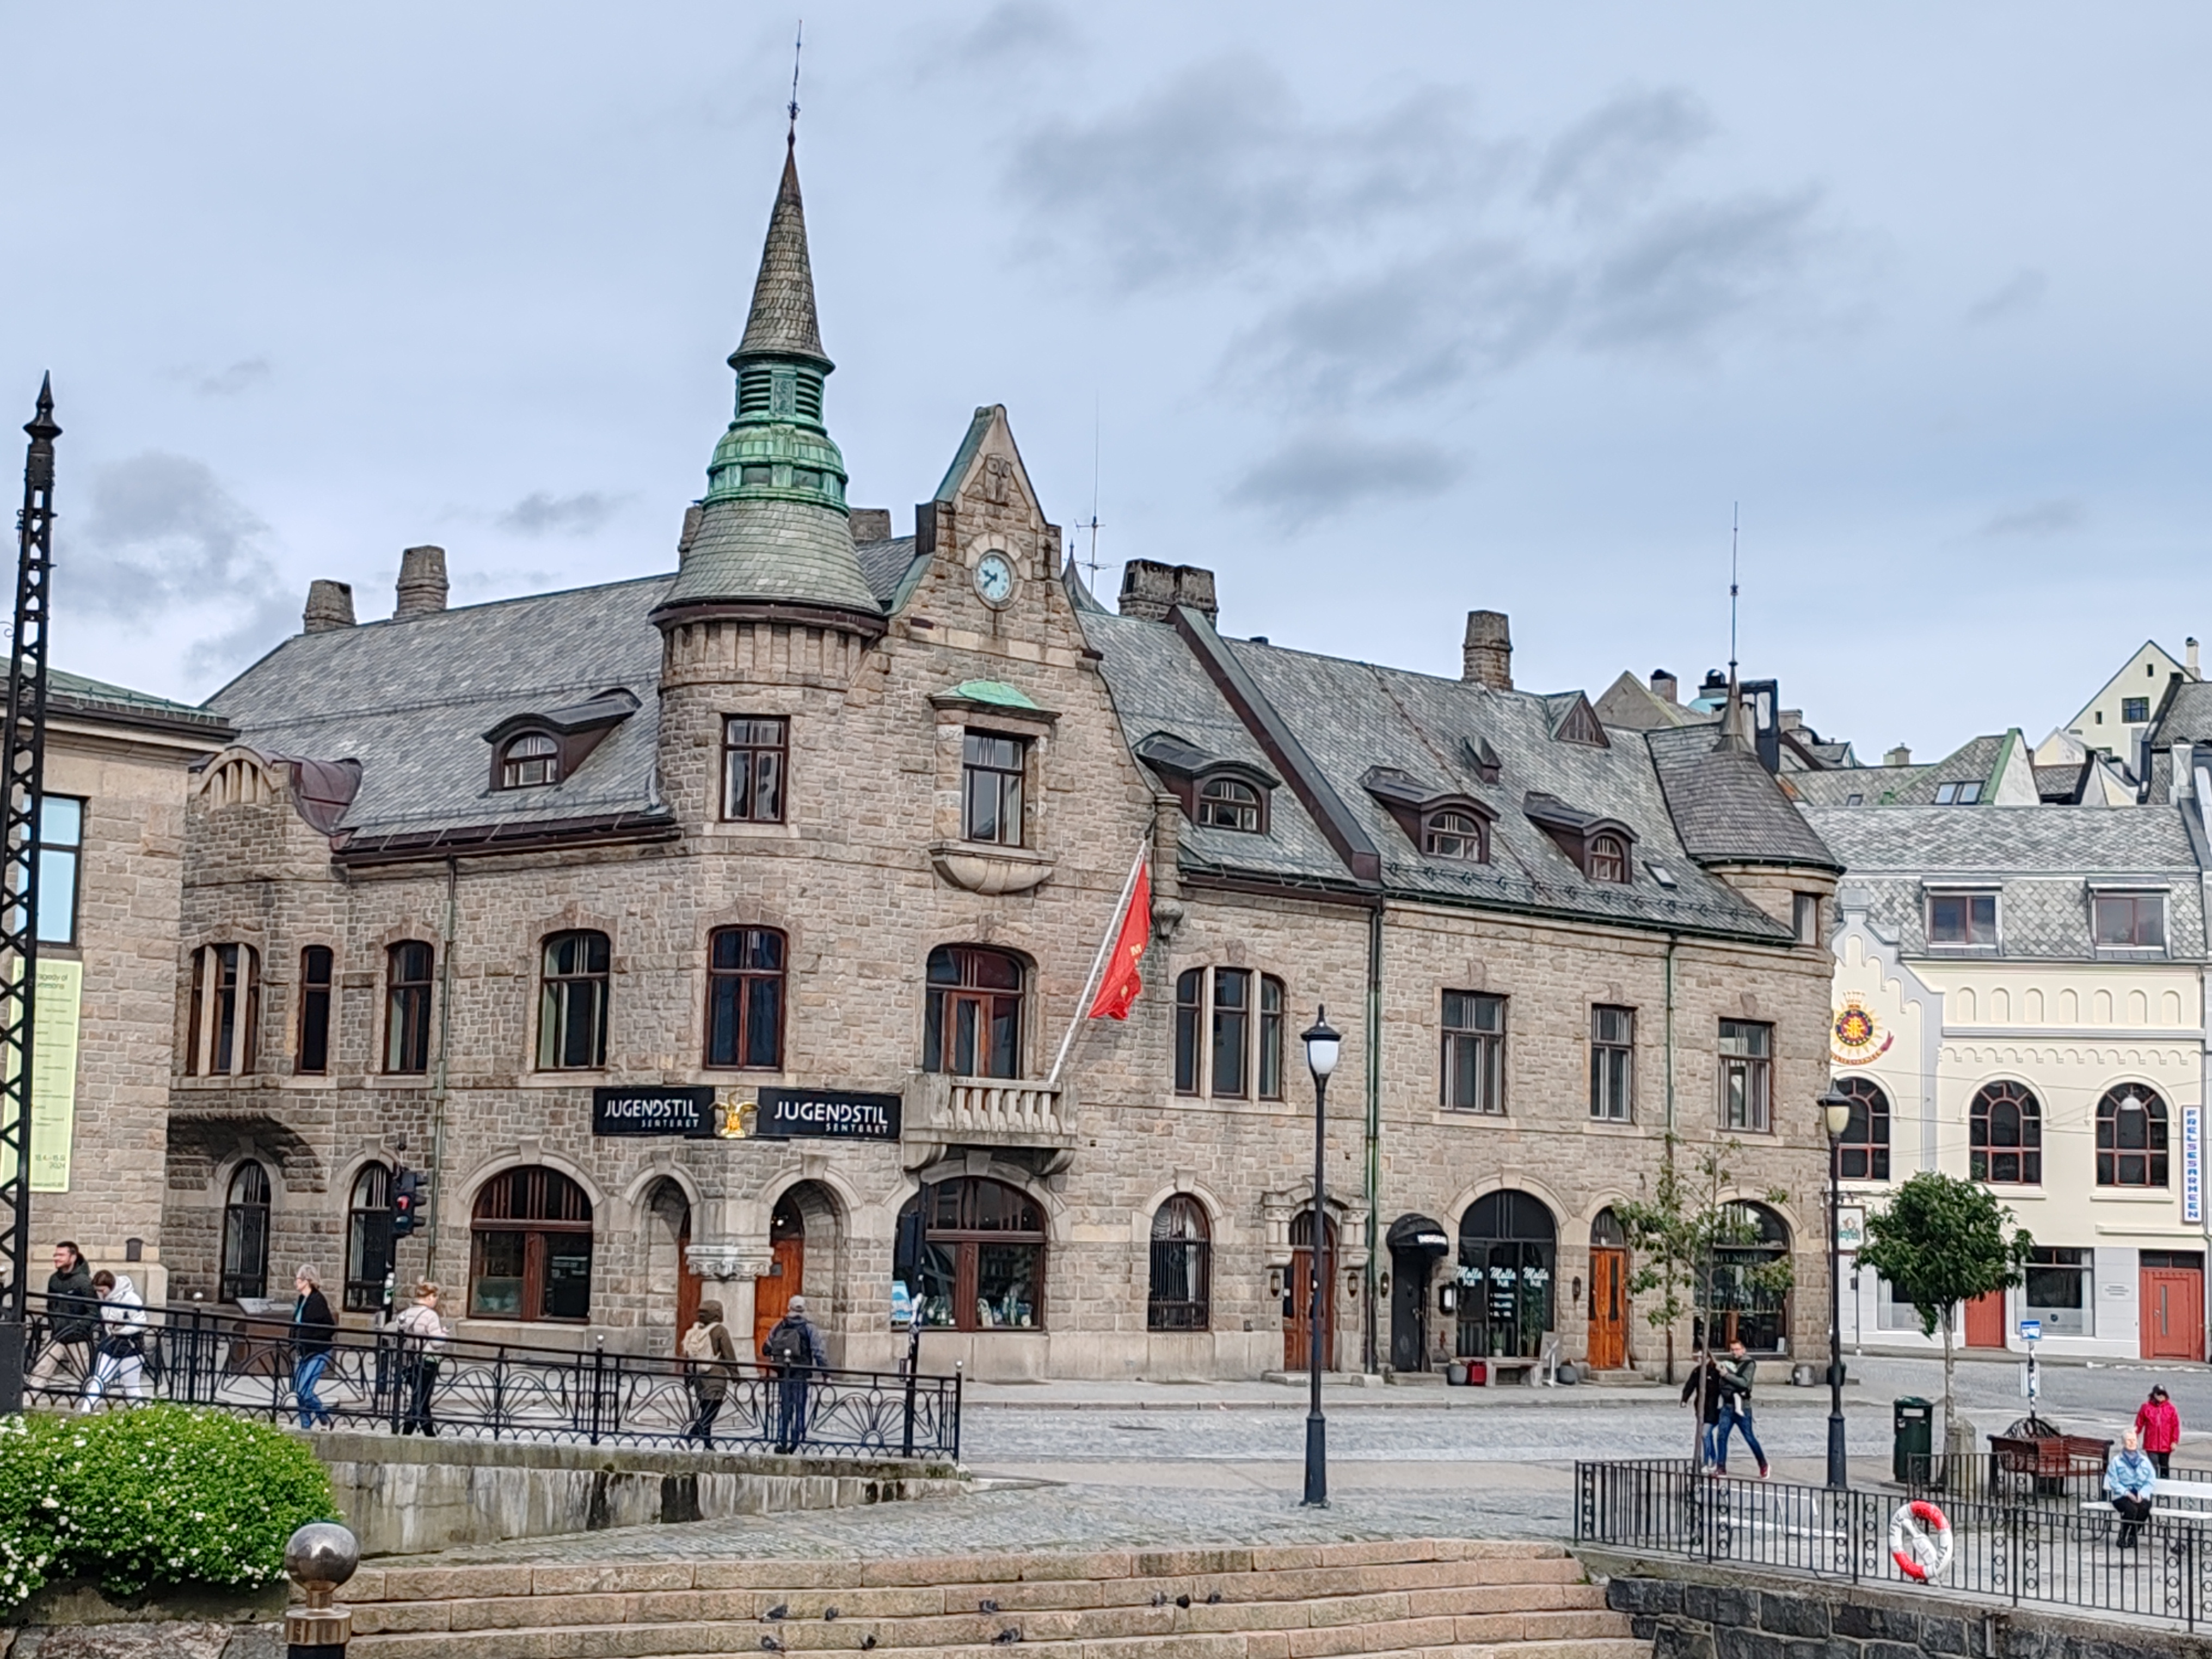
1830, 997, 1891, 1065
716, 1097, 759, 1139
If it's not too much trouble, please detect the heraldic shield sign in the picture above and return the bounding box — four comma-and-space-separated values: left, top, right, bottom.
1830, 996, 1893, 1066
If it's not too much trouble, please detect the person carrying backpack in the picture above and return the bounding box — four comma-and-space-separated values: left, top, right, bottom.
680, 1300, 741, 1445
762, 1295, 829, 1453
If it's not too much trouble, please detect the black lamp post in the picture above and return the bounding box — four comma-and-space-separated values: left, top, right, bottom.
1300, 1008, 1342, 1508
1818, 1084, 1855, 1489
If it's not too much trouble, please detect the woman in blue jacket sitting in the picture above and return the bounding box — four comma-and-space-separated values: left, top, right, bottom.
2107, 1428, 2159, 1550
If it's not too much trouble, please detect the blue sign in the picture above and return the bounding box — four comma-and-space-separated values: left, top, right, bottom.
2019, 1319, 2042, 1342
2185, 1105, 2203, 1226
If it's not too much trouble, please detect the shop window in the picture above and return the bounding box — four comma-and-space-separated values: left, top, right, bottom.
1455, 1190, 1554, 1359
1173, 968, 1285, 1100
722, 716, 788, 822
1442, 991, 1506, 1113
186, 943, 261, 1077
469, 1166, 593, 1322
894, 1176, 1045, 1331
2097, 1085, 2168, 1187
1833, 1076, 1891, 1181
2023, 1246, 2093, 1337
1197, 776, 1262, 832
1876, 1274, 1925, 1332
500, 732, 560, 789
384, 941, 434, 1074
1589, 1005, 1633, 1121
219, 1159, 272, 1303
1147, 1196, 1211, 1332
1697, 1202, 1791, 1354
961, 731, 1025, 845
344, 1163, 394, 1313
297, 945, 334, 1074
705, 926, 785, 1068
1718, 1019, 1772, 1132
33, 794, 82, 945
924, 945, 1024, 1078
537, 929, 611, 1070
1971, 1080, 2042, 1184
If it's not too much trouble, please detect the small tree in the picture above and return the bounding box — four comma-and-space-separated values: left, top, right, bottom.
1617, 1135, 1793, 1388
1858, 1171, 2033, 1461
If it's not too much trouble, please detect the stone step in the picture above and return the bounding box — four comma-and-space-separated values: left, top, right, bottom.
354, 1627, 1643, 1659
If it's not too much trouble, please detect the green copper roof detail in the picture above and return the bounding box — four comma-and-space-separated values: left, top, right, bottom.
941, 679, 1044, 710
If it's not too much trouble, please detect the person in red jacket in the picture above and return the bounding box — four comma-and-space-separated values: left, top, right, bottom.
2136, 1385, 2182, 1477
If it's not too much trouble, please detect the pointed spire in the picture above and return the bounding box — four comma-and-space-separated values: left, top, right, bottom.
24, 373, 58, 445
1714, 671, 1755, 754
734, 142, 830, 367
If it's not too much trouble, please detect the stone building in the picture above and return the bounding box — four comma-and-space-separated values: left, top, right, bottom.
161, 140, 1842, 1380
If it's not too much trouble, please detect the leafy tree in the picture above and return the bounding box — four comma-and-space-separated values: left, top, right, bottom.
1858, 1171, 2034, 1460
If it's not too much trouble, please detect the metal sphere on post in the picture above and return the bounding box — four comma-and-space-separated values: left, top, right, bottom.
1818, 1084, 1855, 1490
285, 1520, 359, 1658
1300, 1009, 1341, 1509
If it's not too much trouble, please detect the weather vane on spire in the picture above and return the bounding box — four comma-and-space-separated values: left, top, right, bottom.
787, 20, 804, 145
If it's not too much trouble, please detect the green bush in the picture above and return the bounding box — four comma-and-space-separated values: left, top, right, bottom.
0, 1406, 337, 1611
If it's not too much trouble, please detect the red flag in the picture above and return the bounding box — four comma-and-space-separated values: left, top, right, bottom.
1085, 861, 1152, 1020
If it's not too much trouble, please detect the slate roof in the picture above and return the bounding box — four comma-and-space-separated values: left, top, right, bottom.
667, 495, 883, 617
1792, 734, 2009, 806
1804, 803, 2209, 960
1646, 725, 1841, 868
47, 666, 233, 740
735, 144, 828, 364
207, 576, 672, 839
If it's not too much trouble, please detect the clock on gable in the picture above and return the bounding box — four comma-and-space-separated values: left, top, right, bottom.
973, 552, 1016, 609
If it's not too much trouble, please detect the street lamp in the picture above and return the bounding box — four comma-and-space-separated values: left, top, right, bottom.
1818, 1083, 1855, 1489
1300, 1009, 1341, 1508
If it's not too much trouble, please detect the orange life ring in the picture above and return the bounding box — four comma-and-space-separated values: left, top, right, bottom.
1889, 1499, 1952, 1582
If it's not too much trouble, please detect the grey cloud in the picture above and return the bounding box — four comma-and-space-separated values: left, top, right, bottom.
1981, 499, 2083, 538
1576, 188, 1826, 351
1531, 87, 1713, 222
937, 1, 1076, 66
1225, 430, 1462, 526
1965, 268, 2048, 327
167, 358, 272, 397
495, 490, 629, 537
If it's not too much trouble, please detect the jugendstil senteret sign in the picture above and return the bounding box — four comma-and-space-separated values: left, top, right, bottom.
751, 1086, 902, 1142
591, 1085, 717, 1138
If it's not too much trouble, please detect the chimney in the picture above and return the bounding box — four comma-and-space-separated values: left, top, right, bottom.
1462, 610, 1513, 690
395, 545, 449, 618
1884, 744, 1912, 767
850, 508, 893, 543
302, 579, 356, 634
2190, 637, 2201, 680
1649, 669, 1678, 704
1779, 709, 1804, 733
1118, 559, 1218, 625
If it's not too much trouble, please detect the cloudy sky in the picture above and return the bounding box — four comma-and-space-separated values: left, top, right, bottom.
4, 3, 2208, 758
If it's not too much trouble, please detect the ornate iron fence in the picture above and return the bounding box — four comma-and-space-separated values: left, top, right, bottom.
16, 1292, 960, 1460
1577, 1459, 2212, 1631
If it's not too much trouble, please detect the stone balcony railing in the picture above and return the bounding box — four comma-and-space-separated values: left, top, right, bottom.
902, 1073, 1079, 1170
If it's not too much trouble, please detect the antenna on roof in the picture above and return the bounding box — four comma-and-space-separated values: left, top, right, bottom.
787, 20, 804, 145
1728, 501, 1740, 680
1075, 394, 1105, 591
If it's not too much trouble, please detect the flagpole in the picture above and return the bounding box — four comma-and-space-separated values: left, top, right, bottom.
1046, 834, 1148, 1089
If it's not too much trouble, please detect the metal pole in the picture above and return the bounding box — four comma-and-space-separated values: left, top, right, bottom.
1304, 1065, 1328, 1507
1827, 1127, 1847, 1489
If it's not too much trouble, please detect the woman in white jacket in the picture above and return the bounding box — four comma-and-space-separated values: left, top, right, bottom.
81, 1269, 149, 1409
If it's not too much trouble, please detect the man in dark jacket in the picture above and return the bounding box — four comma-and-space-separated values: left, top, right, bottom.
28, 1242, 97, 1402
763, 1295, 831, 1453
1681, 1351, 1728, 1472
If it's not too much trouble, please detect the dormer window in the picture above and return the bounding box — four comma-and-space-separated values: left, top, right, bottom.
501, 733, 560, 790
1522, 792, 1637, 882
1588, 833, 1628, 883
1199, 776, 1262, 832
1423, 809, 1486, 861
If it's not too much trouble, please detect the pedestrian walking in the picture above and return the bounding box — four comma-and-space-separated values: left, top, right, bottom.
1715, 1337, 1771, 1479
26, 1242, 97, 1404
291, 1266, 337, 1429
763, 1294, 829, 1454
2136, 1385, 2181, 1478
1680, 1351, 1728, 1472
2108, 1428, 2159, 1550
392, 1281, 448, 1436
79, 1270, 149, 1409
680, 1300, 740, 1445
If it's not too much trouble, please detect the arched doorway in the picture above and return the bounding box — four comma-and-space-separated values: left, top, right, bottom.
1285, 1209, 1336, 1371
1457, 1190, 1556, 1359
1698, 1202, 1792, 1354
754, 1193, 806, 1357
1588, 1209, 1629, 1372
895, 1176, 1045, 1331
1385, 1213, 1451, 1372
641, 1179, 698, 1344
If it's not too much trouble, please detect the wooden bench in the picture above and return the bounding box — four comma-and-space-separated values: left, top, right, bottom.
1993, 1431, 2110, 1480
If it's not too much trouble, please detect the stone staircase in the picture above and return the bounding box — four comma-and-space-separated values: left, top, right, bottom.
345, 1538, 1644, 1659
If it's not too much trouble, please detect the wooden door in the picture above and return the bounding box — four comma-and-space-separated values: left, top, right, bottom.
1284, 1216, 1336, 1371
1964, 1289, 2007, 1349
675, 1210, 701, 1341
754, 1201, 805, 1359
2142, 1268, 2205, 1360
1588, 1248, 1628, 1371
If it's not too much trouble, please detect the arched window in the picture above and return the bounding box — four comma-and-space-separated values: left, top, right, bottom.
1701, 1202, 1792, 1353
1834, 1076, 1891, 1181
501, 732, 560, 789
1456, 1190, 1556, 1360
893, 1176, 1045, 1331
385, 941, 435, 1074
2098, 1085, 2169, 1188
1197, 776, 1262, 832
924, 946, 1024, 1078
1148, 1196, 1211, 1331
1424, 809, 1486, 861
344, 1163, 394, 1312
1588, 834, 1629, 883
1590, 1207, 1627, 1249
1971, 1081, 2042, 1184
219, 1159, 272, 1303
705, 926, 785, 1068
537, 930, 610, 1070
470, 1166, 593, 1322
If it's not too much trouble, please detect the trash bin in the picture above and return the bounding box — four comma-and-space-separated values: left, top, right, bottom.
1894, 1396, 1933, 1484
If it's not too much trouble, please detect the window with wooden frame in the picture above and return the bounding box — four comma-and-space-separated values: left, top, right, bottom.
1423, 808, 1486, 861
219, 1159, 272, 1303
2097, 1085, 2168, 1188
384, 941, 435, 1074
469, 1165, 594, 1322
186, 943, 260, 1077
1197, 776, 1262, 832
1928, 891, 1998, 947
705, 926, 786, 1068
1833, 1076, 1891, 1180
1589, 1005, 1633, 1121
2093, 892, 2166, 949
1587, 833, 1629, 884
1148, 1196, 1211, 1331
1970, 1080, 2042, 1184
344, 1163, 394, 1313
537, 930, 611, 1070
924, 945, 1024, 1078
894, 1176, 1046, 1331
1441, 991, 1506, 1113
722, 716, 788, 823
1718, 1019, 1772, 1132
1172, 967, 1285, 1100
296, 945, 334, 1074
1793, 893, 1822, 947
961, 731, 1026, 845
500, 732, 560, 789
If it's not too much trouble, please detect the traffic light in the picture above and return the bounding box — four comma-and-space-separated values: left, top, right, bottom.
391, 1167, 421, 1238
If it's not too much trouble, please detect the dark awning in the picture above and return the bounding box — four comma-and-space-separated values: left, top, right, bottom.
1386, 1213, 1451, 1256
